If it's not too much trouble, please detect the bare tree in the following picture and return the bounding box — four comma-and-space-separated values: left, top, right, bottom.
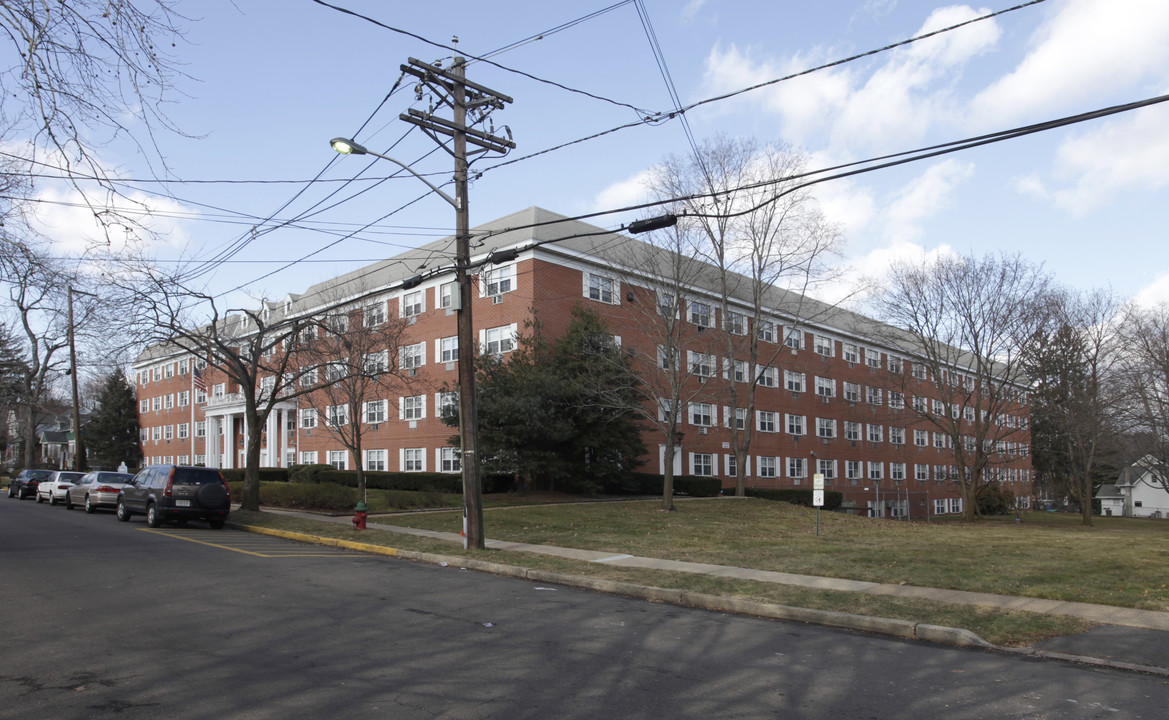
120, 266, 325, 511
1027, 288, 1123, 525
608, 220, 726, 511
294, 296, 410, 500
874, 253, 1052, 521
1116, 302, 1169, 487
0, 0, 191, 240
651, 137, 843, 496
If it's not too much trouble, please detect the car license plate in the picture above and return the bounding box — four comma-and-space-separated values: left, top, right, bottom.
176, 499, 190, 507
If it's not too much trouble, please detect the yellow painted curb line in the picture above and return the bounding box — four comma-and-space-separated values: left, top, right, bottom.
233, 523, 400, 557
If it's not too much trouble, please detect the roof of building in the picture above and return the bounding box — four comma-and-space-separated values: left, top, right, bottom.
131, 206, 975, 369
1095, 483, 1123, 499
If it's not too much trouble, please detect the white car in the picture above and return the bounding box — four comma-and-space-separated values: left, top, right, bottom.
36, 471, 86, 505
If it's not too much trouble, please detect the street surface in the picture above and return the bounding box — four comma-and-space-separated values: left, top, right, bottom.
2, 498, 1166, 719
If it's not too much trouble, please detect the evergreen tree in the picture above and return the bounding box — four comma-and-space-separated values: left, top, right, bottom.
450, 305, 646, 495
0, 323, 30, 462
87, 371, 142, 469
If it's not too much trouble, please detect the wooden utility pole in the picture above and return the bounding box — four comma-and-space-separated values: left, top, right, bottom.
399, 55, 514, 550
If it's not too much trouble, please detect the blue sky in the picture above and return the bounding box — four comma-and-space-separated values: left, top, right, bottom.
31, 0, 1169, 311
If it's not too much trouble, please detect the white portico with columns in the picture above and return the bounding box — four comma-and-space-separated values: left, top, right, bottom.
201, 391, 297, 469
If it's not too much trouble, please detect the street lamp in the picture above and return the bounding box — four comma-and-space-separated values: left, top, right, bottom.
330, 137, 484, 550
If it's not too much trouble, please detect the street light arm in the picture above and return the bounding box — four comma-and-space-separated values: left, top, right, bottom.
330, 137, 459, 210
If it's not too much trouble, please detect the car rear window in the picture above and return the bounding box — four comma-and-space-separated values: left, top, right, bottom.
172, 468, 226, 486
60, 473, 85, 481
98, 473, 134, 483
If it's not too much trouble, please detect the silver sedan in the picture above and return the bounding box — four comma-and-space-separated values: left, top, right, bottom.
65, 471, 136, 513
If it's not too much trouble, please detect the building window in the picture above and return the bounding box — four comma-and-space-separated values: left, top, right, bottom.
439, 336, 459, 363
178, 391, 190, 407
846, 460, 861, 481
364, 302, 387, 326
365, 449, 387, 472
585, 273, 616, 304
163, 425, 174, 440
814, 335, 833, 356
784, 328, 803, 350
177, 423, 189, 440
889, 391, 905, 409
299, 451, 318, 465
758, 456, 778, 478
401, 343, 425, 371
866, 386, 882, 405
732, 360, 748, 383
890, 427, 905, 445
326, 405, 349, 428
484, 264, 516, 297
865, 348, 882, 368
402, 395, 426, 421
788, 457, 807, 479
439, 281, 457, 309
888, 356, 903, 374
402, 448, 425, 472
300, 408, 318, 429
867, 424, 883, 443
868, 461, 883, 480
365, 351, 389, 375
844, 382, 860, 403
757, 320, 776, 343
948, 498, 963, 514
757, 411, 777, 433
726, 453, 738, 477
757, 366, 777, 388
327, 314, 349, 334
440, 447, 461, 473
914, 429, 929, 447
401, 291, 423, 317
195, 421, 206, 438
365, 400, 388, 424
912, 362, 928, 380
726, 311, 746, 335
689, 352, 715, 378
843, 343, 859, 363
815, 376, 836, 397
784, 371, 806, 393
818, 459, 836, 480
163, 394, 174, 409
915, 464, 930, 482
933, 432, 948, 449
890, 463, 906, 482
691, 453, 714, 476
328, 450, 348, 470
816, 418, 836, 438
483, 325, 516, 355
690, 403, 713, 427
437, 391, 459, 419
689, 300, 713, 327
140, 399, 149, 413
786, 414, 806, 436
728, 407, 747, 430
844, 421, 861, 441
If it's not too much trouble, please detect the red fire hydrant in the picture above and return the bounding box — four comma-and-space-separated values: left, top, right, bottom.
352, 500, 368, 530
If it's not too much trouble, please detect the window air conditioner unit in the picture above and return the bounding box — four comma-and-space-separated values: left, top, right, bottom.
409, 368, 418, 377
491, 295, 503, 305
699, 427, 708, 435
371, 424, 379, 431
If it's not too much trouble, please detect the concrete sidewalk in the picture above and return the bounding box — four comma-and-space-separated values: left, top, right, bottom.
250, 508, 1169, 675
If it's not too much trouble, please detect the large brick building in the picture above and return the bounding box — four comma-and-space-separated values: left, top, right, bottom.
134, 207, 1033, 518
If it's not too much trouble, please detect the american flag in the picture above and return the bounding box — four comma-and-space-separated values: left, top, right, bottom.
192, 366, 207, 392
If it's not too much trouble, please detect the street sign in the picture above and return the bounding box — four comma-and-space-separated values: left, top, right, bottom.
813, 490, 825, 507
813, 473, 825, 491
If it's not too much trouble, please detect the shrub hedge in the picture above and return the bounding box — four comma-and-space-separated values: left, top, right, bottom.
746, 487, 843, 510
602, 473, 722, 497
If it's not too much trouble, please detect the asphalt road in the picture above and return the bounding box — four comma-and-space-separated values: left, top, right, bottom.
2, 496, 1166, 719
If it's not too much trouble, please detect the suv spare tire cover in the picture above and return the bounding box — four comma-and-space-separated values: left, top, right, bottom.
196, 482, 227, 508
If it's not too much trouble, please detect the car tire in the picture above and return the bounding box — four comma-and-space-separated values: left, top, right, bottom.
65, 494, 73, 510
7, 485, 14, 498
116, 499, 131, 522
146, 503, 162, 528
209, 517, 226, 530
49, 494, 58, 506
36, 493, 44, 503
85, 496, 95, 514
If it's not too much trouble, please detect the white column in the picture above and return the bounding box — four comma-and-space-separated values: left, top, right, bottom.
280, 408, 290, 468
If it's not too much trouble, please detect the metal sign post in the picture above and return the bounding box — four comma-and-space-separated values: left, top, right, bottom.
813, 473, 825, 536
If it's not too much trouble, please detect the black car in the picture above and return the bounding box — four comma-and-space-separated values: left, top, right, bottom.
8, 469, 54, 500
116, 465, 231, 529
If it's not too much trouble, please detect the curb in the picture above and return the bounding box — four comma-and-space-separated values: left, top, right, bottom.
230, 523, 1169, 677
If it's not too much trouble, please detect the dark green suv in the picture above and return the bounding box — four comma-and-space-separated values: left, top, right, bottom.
116, 465, 231, 529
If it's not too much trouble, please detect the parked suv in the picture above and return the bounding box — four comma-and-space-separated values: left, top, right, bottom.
8, 469, 53, 500
117, 465, 231, 529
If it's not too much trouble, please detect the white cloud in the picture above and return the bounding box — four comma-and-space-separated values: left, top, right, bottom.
680, 0, 707, 24
970, 0, 1169, 126
1133, 271, 1169, 309
882, 159, 974, 242
31, 183, 194, 256
1015, 102, 1169, 215
592, 167, 657, 215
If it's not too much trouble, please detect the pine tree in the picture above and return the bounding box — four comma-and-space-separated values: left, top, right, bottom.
87, 371, 142, 470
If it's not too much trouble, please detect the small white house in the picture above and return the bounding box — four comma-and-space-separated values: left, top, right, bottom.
1097, 456, 1169, 519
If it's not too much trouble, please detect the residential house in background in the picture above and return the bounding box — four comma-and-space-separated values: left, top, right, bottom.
1097, 456, 1169, 518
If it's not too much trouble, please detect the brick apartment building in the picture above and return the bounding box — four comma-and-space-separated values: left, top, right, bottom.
133, 207, 1034, 518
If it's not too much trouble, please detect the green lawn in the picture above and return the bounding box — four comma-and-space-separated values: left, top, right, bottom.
229, 496, 1169, 646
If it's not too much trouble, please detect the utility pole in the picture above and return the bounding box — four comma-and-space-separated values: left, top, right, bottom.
399, 54, 514, 550
67, 287, 96, 471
